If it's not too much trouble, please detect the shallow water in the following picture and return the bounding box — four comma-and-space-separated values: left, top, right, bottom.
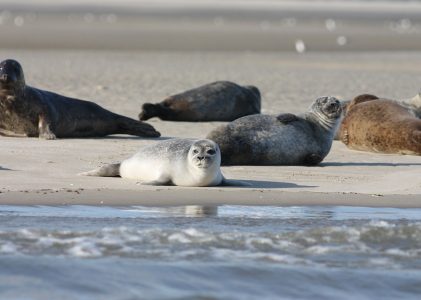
1, 205, 421, 299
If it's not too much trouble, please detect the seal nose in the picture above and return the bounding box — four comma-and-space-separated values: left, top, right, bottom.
197, 156, 205, 161
327, 98, 339, 108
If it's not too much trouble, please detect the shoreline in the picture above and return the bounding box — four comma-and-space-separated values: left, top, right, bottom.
1, 189, 421, 208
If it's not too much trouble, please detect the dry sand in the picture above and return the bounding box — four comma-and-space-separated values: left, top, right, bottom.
1, 50, 421, 207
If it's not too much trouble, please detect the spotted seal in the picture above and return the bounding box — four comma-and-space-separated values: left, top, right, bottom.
206, 96, 342, 165
139, 81, 261, 122
80, 138, 246, 186
0, 59, 160, 139
338, 94, 421, 155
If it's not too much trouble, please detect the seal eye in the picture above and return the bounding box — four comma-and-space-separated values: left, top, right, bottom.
207, 149, 216, 155
193, 149, 199, 154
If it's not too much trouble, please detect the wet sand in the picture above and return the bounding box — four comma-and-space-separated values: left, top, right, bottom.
1, 50, 421, 207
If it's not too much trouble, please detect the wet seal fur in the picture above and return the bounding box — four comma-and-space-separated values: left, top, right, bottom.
80, 138, 247, 187
207, 96, 342, 165
338, 94, 421, 155
0, 59, 160, 139
139, 81, 261, 122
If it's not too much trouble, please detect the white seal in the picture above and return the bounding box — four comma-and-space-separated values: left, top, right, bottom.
80, 138, 246, 187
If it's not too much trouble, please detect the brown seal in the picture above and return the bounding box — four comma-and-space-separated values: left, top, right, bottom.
338, 94, 421, 154
0, 59, 160, 139
139, 81, 261, 122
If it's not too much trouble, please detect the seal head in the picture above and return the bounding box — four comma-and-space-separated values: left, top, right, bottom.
0, 59, 25, 92
188, 139, 221, 170
307, 96, 342, 130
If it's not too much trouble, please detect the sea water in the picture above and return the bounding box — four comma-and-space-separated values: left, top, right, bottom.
0, 205, 420, 300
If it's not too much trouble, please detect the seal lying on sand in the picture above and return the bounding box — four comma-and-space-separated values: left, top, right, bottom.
81, 138, 246, 186
0, 59, 160, 139
338, 94, 421, 155
139, 81, 261, 122
207, 96, 342, 165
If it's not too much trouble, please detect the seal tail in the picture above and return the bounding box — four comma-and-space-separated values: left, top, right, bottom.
79, 163, 121, 177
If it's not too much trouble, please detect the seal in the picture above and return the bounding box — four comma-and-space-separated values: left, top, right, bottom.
206, 96, 342, 165
80, 138, 247, 186
138, 81, 261, 122
402, 90, 421, 118
338, 94, 421, 155
0, 59, 160, 139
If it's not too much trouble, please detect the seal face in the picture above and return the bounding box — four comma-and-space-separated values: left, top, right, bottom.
82, 138, 226, 187
338, 95, 421, 155
206, 96, 342, 165
0, 59, 160, 139
138, 81, 261, 122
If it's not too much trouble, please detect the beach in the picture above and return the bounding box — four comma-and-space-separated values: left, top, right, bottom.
1, 1, 421, 299
1, 50, 421, 207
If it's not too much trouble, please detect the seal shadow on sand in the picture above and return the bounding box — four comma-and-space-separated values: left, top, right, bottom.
225, 180, 316, 189
96, 135, 174, 141
322, 162, 421, 167
0, 166, 13, 171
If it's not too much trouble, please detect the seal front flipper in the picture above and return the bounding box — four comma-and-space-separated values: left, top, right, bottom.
38, 113, 56, 140
276, 113, 299, 124
411, 130, 421, 144
79, 163, 121, 177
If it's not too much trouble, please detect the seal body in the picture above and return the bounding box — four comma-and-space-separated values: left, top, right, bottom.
207, 96, 342, 165
338, 95, 421, 155
0, 59, 160, 139
81, 138, 232, 187
139, 81, 261, 122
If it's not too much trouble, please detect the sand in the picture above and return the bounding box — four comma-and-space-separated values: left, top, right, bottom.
1, 50, 421, 207
1, 0, 421, 51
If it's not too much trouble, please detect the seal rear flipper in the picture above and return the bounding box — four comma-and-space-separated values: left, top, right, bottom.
276, 113, 299, 124
117, 117, 161, 137
303, 153, 323, 166
79, 163, 121, 177
139, 103, 159, 121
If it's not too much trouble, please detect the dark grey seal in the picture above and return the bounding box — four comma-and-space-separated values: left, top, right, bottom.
139, 81, 261, 122
207, 96, 342, 165
0, 59, 160, 139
